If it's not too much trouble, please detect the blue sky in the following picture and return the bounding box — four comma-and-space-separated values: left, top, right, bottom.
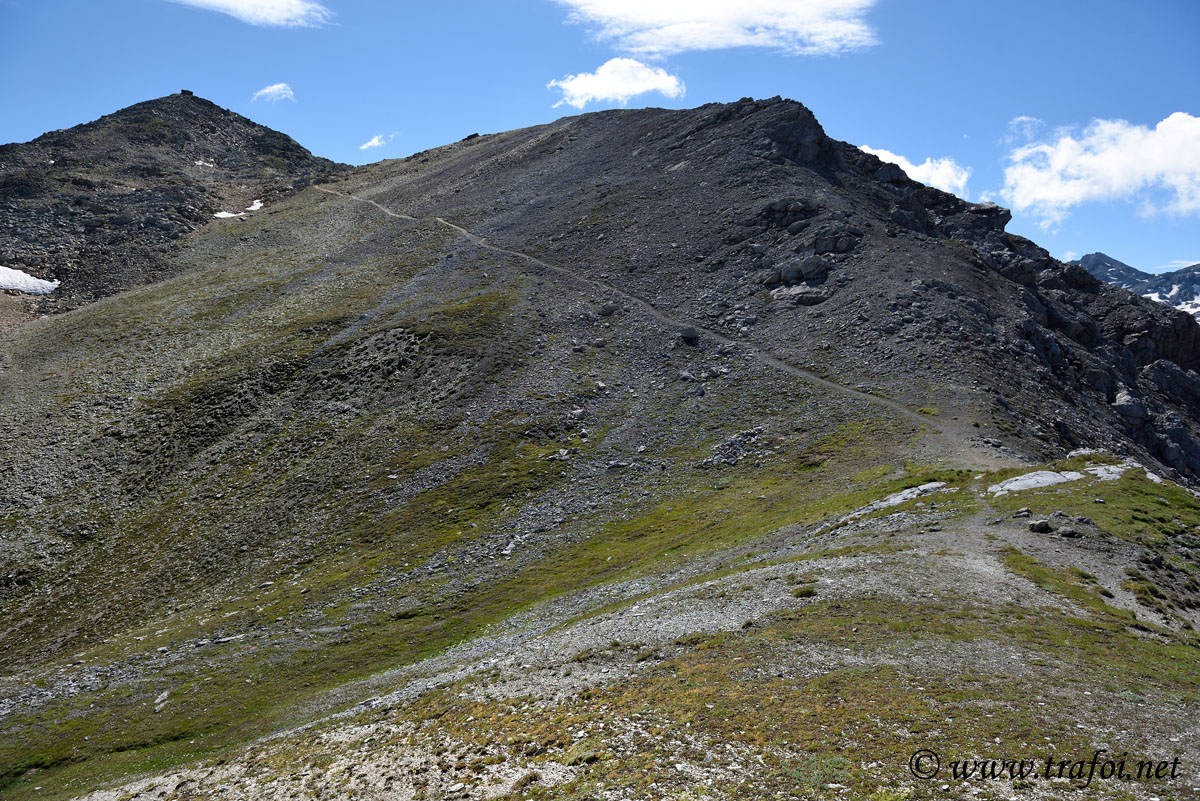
2, 0, 1197, 272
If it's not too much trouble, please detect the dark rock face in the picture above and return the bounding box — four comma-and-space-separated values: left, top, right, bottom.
0, 92, 344, 311
843, 150, 1200, 482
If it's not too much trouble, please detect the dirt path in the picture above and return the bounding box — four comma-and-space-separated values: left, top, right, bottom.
314, 184, 950, 438
316, 186, 418, 221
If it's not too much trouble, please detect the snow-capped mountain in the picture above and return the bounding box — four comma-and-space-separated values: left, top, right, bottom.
1074, 251, 1200, 318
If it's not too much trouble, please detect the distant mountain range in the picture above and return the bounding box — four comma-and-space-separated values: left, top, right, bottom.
1074, 251, 1200, 318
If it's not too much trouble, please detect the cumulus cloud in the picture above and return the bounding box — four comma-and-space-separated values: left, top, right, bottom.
859, 145, 972, 198
252, 82, 295, 102
554, 0, 878, 56
359, 132, 398, 151
548, 57, 684, 109
1000, 112, 1200, 228
166, 0, 330, 26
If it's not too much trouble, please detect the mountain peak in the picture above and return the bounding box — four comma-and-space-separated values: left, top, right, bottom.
1076, 251, 1200, 319
0, 92, 344, 311
1072, 252, 1151, 289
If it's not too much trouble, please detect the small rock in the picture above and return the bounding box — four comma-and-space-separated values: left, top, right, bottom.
680, 326, 700, 346
1029, 519, 1053, 533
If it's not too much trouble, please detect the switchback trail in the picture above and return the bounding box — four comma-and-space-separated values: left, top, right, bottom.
314, 184, 946, 438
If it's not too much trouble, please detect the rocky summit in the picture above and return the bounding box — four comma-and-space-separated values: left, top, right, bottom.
0, 91, 343, 316
2, 95, 1199, 801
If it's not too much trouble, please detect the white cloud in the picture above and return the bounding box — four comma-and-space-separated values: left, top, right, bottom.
999, 112, 1200, 229
1152, 258, 1200, 271
166, 0, 330, 26
554, 0, 878, 56
1005, 115, 1043, 143
252, 82, 295, 102
548, 57, 684, 109
858, 145, 972, 198
359, 135, 386, 150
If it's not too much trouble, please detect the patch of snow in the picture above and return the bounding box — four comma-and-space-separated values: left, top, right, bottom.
213, 211, 245, 219
1177, 298, 1200, 318
0, 265, 60, 295
245, 199, 263, 211
988, 470, 1084, 496
194, 159, 215, 167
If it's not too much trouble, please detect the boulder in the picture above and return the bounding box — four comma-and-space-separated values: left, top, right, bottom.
1112, 389, 1147, 420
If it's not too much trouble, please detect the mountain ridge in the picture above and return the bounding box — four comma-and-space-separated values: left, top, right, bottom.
1074, 250, 1200, 318
2, 94, 1200, 801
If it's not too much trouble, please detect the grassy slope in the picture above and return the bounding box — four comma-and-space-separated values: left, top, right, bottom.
9, 461, 1196, 801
